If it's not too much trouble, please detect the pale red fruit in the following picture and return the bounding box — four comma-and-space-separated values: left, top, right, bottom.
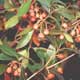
38, 33, 45, 39
75, 36, 80, 42
22, 14, 28, 19
13, 70, 20, 76
34, 7, 39, 12
57, 67, 63, 74
30, 11, 35, 17
59, 34, 64, 40
6, 67, 12, 74
47, 73, 55, 80
42, 12, 47, 18
31, 17, 36, 22
70, 30, 76, 37
44, 29, 49, 35
33, 24, 39, 30
17, 68, 21, 73
13, 64, 18, 70
62, 23, 68, 28
56, 54, 65, 59
36, 13, 40, 18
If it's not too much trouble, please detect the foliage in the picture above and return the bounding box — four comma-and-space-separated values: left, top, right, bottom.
0, 0, 80, 80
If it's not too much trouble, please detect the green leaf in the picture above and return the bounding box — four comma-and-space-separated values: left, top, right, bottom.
37, 0, 50, 12
4, 0, 13, 10
0, 64, 7, 75
46, 45, 56, 64
0, 44, 19, 59
28, 63, 42, 72
16, 30, 34, 49
17, 27, 32, 36
17, 0, 32, 17
33, 47, 47, 61
64, 33, 73, 43
5, 15, 19, 29
19, 49, 29, 68
0, 54, 15, 61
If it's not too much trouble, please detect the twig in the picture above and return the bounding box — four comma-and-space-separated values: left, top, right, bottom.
47, 53, 76, 70
27, 53, 76, 80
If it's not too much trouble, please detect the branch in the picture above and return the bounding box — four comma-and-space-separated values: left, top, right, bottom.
47, 53, 76, 70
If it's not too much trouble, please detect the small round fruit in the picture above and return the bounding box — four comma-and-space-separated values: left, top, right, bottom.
33, 24, 39, 30
13, 64, 18, 70
22, 14, 28, 19
59, 34, 64, 40
42, 12, 47, 18
30, 11, 35, 17
30, 17, 36, 22
13, 70, 20, 76
57, 67, 63, 74
56, 54, 65, 59
6, 67, 12, 74
47, 73, 55, 80
44, 29, 49, 35
38, 33, 45, 39
70, 30, 76, 37
75, 36, 80, 42
62, 23, 68, 29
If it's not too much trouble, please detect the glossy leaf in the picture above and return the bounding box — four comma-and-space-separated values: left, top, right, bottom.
17, 27, 32, 36
19, 49, 29, 68
0, 44, 19, 59
5, 15, 19, 29
0, 54, 15, 61
28, 63, 42, 72
17, 0, 32, 17
46, 45, 56, 64
33, 47, 47, 61
16, 30, 34, 49
0, 64, 6, 75
64, 33, 73, 43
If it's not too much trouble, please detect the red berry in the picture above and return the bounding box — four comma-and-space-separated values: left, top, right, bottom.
30, 17, 36, 22
44, 29, 49, 35
56, 54, 65, 59
13, 70, 20, 76
62, 23, 68, 29
42, 12, 47, 18
47, 73, 55, 80
33, 24, 39, 30
30, 11, 35, 17
70, 30, 76, 37
6, 67, 12, 74
38, 33, 44, 39
57, 67, 63, 74
22, 14, 28, 19
59, 34, 64, 40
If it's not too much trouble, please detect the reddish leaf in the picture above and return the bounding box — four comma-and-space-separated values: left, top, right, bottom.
4, 73, 11, 80
32, 33, 40, 46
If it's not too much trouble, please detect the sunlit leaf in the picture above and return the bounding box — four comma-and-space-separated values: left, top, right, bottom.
5, 15, 19, 29
17, 0, 32, 17
64, 33, 73, 43
16, 30, 34, 49
46, 45, 56, 64
4, 0, 13, 10
17, 27, 32, 36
